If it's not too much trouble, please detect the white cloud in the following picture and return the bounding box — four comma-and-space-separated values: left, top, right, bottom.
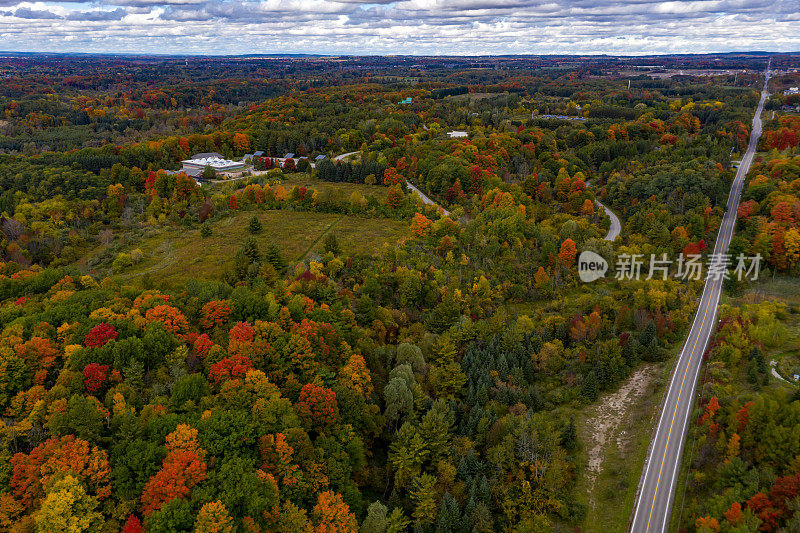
0, 0, 796, 55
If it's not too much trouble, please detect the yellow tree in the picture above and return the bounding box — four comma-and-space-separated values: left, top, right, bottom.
339, 354, 374, 396
166, 424, 202, 455
34, 475, 102, 533
274, 185, 288, 202
195, 500, 234, 533
784, 228, 800, 269
410, 474, 438, 524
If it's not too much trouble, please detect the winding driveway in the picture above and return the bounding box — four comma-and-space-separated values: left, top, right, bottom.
586, 179, 621, 241
333, 151, 359, 161
406, 182, 451, 217
332, 150, 451, 217
596, 199, 621, 241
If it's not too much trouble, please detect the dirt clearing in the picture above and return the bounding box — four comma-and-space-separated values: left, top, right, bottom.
582, 363, 660, 509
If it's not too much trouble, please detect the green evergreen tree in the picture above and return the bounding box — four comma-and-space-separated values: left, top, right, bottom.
323, 232, 340, 255
639, 320, 656, 347
248, 215, 263, 234
241, 237, 261, 264
355, 294, 376, 324
436, 492, 461, 533
386, 508, 410, 533
581, 371, 599, 403
263, 242, 287, 273
560, 417, 578, 451
362, 501, 389, 533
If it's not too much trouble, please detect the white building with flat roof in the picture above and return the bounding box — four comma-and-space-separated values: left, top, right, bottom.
181, 156, 245, 174
447, 130, 468, 138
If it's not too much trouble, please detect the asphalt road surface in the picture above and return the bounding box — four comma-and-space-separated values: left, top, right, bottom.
333, 151, 454, 217
406, 182, 451, 216
596, 199, 621, 241
333, 151, 359, 161
629, 64, 770, 533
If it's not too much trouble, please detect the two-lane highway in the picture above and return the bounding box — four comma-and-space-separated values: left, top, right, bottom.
629, 64, 770, 533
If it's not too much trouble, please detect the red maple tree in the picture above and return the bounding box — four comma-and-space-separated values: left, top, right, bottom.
83, 363, 110, 393
140, 450, 207, 516
84, 323, 118, 348
295, 383, 340, 432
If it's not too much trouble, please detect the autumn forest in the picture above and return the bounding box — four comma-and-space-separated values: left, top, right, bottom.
0, 53, 799, 533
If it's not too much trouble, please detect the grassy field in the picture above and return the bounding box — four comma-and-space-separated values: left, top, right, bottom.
113, 210, 408, 287
726, 275, 800, 382
446, 92, 507, 102
275, 175, 386, 199
742, 274, 800, 305
209, 171, 385, 200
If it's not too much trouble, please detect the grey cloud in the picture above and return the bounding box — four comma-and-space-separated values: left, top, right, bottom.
105, 0, 206, 4
0, 0, 78, 3
66, 8, 128, 21
159, 0, 358, 23
9, 7, 62, 19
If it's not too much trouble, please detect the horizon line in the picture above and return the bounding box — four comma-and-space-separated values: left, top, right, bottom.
0, 50, 797, 60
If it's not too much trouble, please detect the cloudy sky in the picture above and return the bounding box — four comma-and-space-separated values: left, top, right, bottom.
0, 0, 797, 56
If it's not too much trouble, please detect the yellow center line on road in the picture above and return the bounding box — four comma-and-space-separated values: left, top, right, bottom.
644, 281, 715, 532
634, 66, 767, 533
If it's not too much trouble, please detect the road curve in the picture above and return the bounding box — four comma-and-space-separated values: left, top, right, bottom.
629, 64, 770, 533
333, 152, 452, 217
406, 182, 451, 216
596, 199, 621, 241
333, 151, 359, 161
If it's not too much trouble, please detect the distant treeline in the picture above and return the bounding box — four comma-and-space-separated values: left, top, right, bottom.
431, 86, 469, 99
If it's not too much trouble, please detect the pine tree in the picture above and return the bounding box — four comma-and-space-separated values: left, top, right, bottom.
581, 371, 599, 403
232, 250, 251, 281
241, 237, 261, 264
560, 417, 578, 451
749, 346, 767, 373
323, 232, 340, 255
638, 319, 655, 344
362, 502, 388, 533
410, 474, 438, 524
248, 216, 263, 234
428, 336, 467, 400
436, 493, 461, 533
386, 508, 410, 533
263, 243, 287, 273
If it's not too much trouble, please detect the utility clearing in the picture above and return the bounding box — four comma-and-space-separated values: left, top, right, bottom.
579, 363, 662, 532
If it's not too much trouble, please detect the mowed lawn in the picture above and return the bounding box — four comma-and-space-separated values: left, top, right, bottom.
116, 210, 408, 286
